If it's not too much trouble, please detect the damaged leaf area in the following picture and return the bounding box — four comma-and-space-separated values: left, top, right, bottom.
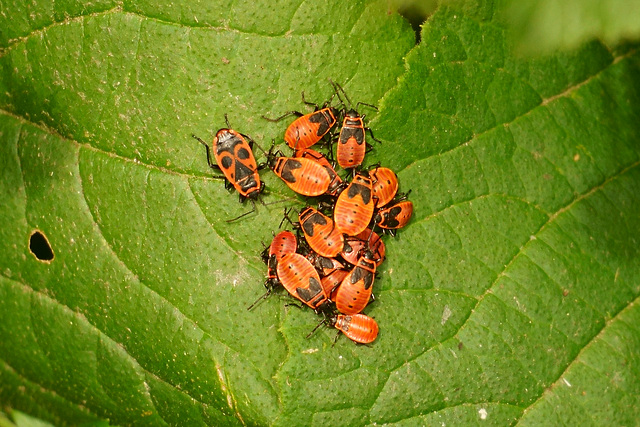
1, 0, 640, 425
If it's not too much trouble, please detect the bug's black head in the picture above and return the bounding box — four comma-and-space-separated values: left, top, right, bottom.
260, 244, 271, 263
265, 143, 282, 169
299, 205, 314, 217
346, 109, 359, 119
215, 127, 236, 140
363, 249, 376, 260
245, 187, 262, 200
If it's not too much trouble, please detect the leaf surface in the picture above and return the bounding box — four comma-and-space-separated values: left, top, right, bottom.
1, 0, 640, 426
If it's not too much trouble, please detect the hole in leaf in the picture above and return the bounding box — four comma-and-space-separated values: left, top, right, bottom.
29, 230, 54, 262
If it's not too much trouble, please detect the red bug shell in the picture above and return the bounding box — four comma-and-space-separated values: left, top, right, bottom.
374, 200, 414, 230
272, 156, 331, 197
336, 110, 366, 169
334, 253, 376, 315
334, 174, 375, 236
277, 253, 328, 309
269, 230, 297, 260
264, 230, 298, 279
251, 230, 298, 310
320, 269, 349, 300
341, 228, 385, 267
369, 167, 398, 208
299, 207, 345, 258
334, 313, 379, 344
213, 129, 261, 199
285, 108, 338, 150
295, 148, 342, 196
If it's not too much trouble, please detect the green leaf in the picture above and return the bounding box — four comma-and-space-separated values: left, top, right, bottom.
1, 0, 640, 426
500, 0, 640, 54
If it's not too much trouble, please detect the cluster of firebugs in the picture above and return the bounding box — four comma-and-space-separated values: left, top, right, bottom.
193, 82, 413, 345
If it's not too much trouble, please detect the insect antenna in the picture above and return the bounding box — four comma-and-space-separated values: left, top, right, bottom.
355, 101, 378, 112
226, 200, 257, 223
329, 79, 352, 110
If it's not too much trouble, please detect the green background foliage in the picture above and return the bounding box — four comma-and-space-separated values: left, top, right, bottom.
501, 0, 640, 54
1, 0, 639, 425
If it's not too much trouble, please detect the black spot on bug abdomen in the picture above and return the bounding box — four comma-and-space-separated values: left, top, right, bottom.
220, 155, 233, 170
296, 277, 323, 302
350, 266, 374, 290
280, 159, 302, 183
340, 127, 364, 145
302, 212, 327, 236
384, 206, 403, 228
236, 147, 251, 159
309, 111, 332, 136
347, 183, 371, 204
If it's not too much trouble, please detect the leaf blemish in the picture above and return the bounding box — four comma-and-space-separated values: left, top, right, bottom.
215, 363, 236, 412
478, 408, 488, 420
441, 305, 452, 325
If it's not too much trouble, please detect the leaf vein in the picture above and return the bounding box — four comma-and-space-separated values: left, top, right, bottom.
0, 7, 311, 56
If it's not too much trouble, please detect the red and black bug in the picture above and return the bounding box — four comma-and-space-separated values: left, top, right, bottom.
331, 81, 380, 169
262, 230, 298, 277
193, 116, 264, 221
373, 200, 414, 235
298, 206, 345, 258
369, 166, 398, 208
277, 253, 329, 310
263, 92, 339, 151
269, 153, 332, 197
249, 230, 298, 310
334, 173, 375, 236
334, 250, 377, 315
295, 148, 343, 196
335, 110, 368, 169
341, 228, 385, 267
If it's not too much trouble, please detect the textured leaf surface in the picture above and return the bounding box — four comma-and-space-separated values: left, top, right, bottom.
1, 0, 640, 426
